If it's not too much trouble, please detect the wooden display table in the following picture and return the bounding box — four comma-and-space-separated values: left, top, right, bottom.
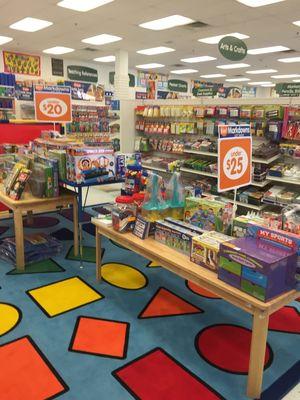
92, 220, 298, 399
0, 186, 79, 270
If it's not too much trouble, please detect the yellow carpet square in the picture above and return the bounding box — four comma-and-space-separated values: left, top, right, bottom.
27, 277, 103, 318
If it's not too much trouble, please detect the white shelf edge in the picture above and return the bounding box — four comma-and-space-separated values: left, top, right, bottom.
142, 165, 171, 173
180, 167, 217, 178
184, 149, 218, 157
252, 154, 281, 164
267, 176, 300, 185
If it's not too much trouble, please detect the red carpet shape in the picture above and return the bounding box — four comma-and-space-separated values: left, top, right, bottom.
138, 287, 203, 319
195, 324, 273, 374
269, 306, 300, 334
113, 348, 224, 400
186, 281, 221, 299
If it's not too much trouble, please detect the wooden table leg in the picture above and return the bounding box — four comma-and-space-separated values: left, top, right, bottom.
96, 230, 102, 282
247, 310, 269, 399
73, 198, 79, 257
13, 209, 25, 270
26, 210, 34, 226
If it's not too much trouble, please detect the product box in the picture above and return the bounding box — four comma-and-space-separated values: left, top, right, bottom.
48, 150, 67, 181
218, 237, 297, 301
164, 217, 205, 235
184, 197, 233, 234
191, 231, 232, 272
155, 220, 197, 255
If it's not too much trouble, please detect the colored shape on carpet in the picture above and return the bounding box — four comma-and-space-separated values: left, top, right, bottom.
7, 259, 65, 275
0, 226, 9, 236
0, 336, 68, 399
66, 245, 104, 263
269, 306, 300, 334
138, 287, 203, 319
27, 276, 104, 318
23, 216, 60, 229
147, 261, 161, 268
51, 228, 74, 241
195, 324, 273, 374
102, 263, 148, 290
61, 208, 91, 223
0, 303, 22, 337
83, 223, 96, 236
186, 281, 221, 299
113, 348, 224, 400
110, 239, 129, 251
70, 316, 130, 359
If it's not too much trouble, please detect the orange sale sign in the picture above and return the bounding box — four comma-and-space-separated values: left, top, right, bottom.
218, 126, 252, 192
34, 88, 72, 123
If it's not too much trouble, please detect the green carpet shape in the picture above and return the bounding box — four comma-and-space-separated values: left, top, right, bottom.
66, 246, 103, 263
7, 259, 65, 275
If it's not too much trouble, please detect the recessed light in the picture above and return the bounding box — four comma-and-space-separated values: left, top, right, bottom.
181, 56, 216, 63
57, 0, 114, 12
10, 17, 53, 32
248, 81, 272, 85
271, 74, 300, 79
82, 34, 122, 45
0, 36, 13, 45
293, 79, 300, 82
236, 0, 285, 7
137, 46, 175, 55
248, 46, 289, 55
293, 21, 300, 27
246, 69, 277, 74
139, 15, 194, 31
43, 46, 74, 55
261, 83, 275, 87
198, 32, 249, 44
200, 74, 226, 78
226, 78, 250, 82
278, 57, 300, 63
136, 63, 165, 69
94, 55, 115, 62
217, 63, 250, 69
170, 69, 198, 74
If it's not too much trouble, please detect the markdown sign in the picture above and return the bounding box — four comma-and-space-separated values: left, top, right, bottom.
218, 36, 247, 61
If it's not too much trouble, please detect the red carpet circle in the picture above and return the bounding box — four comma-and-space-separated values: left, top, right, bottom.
24, 216, 60, 229
195, 324, 273, 374
269, 306, 300, 334
186, 281, 221, 299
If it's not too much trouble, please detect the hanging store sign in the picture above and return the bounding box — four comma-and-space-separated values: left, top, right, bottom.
192, 81, 223, 97
168, 79, 188, 93
67, 65, 98, 83
64, 81, 104, 101
34, 86, 72, 123
218, 125, 252, 192
275, 83, 300, 97
218, 36, 247, 61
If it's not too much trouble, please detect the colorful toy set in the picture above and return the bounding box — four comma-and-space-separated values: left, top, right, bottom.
142, 173, 169, 222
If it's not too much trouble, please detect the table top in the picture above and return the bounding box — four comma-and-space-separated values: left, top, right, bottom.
59, 178, 124, 188
92, 219, 298, 314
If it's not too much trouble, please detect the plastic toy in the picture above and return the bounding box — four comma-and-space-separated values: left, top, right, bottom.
166, 172, 185, 220
141, 173, 168, 222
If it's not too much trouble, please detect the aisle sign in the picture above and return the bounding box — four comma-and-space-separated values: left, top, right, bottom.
276, 83, 300, 97
218, 125, 252, 192
218, 36, 247, 61
34, 86, 72, 123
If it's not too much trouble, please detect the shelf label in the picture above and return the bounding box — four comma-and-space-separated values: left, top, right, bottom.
34, 86, 72, 123
218, 125, 252, 192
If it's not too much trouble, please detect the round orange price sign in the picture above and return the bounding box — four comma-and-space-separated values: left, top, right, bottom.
35, 90, 72, 123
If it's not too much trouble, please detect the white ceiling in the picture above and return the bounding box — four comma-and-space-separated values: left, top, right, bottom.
0, 0, 300, 83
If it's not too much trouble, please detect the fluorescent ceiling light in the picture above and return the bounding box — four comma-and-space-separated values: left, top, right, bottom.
248, 81, 272, 85
236, 0, 285, 6
170, 69, 198, 74
137, 46, 175, 55
43, 46, 74, 55
261, 83, 275, 87
94, 55, 115, 62
200, 74, 226, 78
271, 74, 300, 79
10, 17, 53, 32
293, 21, 300, 27
217, 63, 250, 69
226, 78, 250, 82
246, 69, 277, 74
248, 46, 289, 55
136, 63, 164, 69
0, 35, 13, 45
57, 0, 114, 12
278, 57, 300, 63
82, 34, 122, 45
293, 79, 300, 82
139, 15, 194, 31
181, 56, 216, 63
198, 32, 249, 44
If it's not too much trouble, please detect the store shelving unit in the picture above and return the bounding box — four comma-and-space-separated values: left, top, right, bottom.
266, 175, 300, 185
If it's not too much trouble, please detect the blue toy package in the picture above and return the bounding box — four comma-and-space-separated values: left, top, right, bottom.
247, 223, 300, 290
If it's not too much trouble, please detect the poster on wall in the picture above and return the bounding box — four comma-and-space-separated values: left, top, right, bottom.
157, 91, 179, 99
67, 65, 98, 83
135, 91, 147, 100
137, 71, 168, 90
34, 86, 72, 123
64, 81, 104, 101
218, 86, 242, 99
15, 81, 34, 101
51, 58, 64, 77
242, 86, 257, 98
3, 51, 41, 76
192, 81, 223, 97
146, 80, 156, 99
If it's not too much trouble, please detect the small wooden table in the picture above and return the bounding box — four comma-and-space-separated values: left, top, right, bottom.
92, 220, 298, 400
0, 186, 79, 270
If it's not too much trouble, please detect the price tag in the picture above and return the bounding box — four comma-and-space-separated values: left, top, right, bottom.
218, 126, 252, 192
35, 89, 72, 123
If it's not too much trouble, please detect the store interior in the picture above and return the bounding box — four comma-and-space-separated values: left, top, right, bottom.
0, 1, 299, 400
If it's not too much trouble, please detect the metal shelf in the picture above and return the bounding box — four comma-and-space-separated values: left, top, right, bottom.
141, 165, 171, 173
180, 167, 217, 178
184, 149, 218, 157
267, 175, 300, 185
252, 154, 281, 164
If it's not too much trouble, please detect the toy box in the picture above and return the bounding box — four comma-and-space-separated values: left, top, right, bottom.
191, 231, 232, 272
218, 237, 297, 301
184, 197, 233, 234
155, 220, 198, 255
